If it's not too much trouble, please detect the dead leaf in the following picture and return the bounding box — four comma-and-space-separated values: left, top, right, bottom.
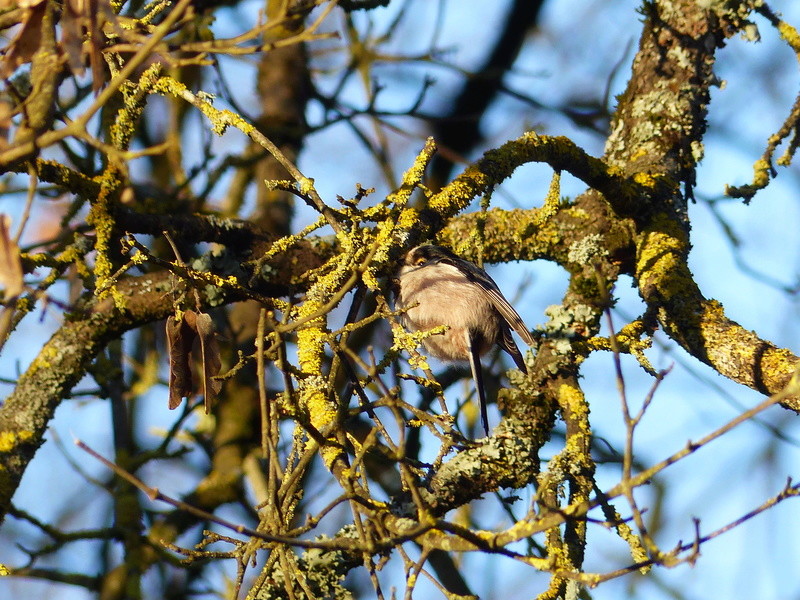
60, 0, 86, 75
166, 310, 222, 413
0, 215, 23, 299
193, 311, 222, 413
166, 314, 195, 410
60, 0, 114, 92
1, 1, 46, 78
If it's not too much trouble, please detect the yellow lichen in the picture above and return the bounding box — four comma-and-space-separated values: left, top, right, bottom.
629, 147, 650, 162
752, 157, 771, 187
532, 170, 563, 228
778, 20, 800, 55
557, 383, 583, 406
390, 138, 436, 205
302, 385, 335, 425
632, 172, 659, 188
558, 384, 590, 435
635, 213, 690, 300
87, 178, 119, 302
296, 327, 327, 375
19, 252, 50, 267
298, 177, 316, 196
29, 343, 61, 371
395, 208, 421, 231
0, 430, 34, 453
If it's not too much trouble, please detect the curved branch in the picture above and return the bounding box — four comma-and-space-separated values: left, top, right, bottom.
602, 1, 800, 409
0, 275, 173, 521
635, 215, 800, 409
0, 233, 321, 522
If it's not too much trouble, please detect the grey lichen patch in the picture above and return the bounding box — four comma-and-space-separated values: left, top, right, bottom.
567, 234, 608, 265
190, 248, 246, 306
255, 533, 353, 600
666, 43, 696, 70
741, 21, 761, 42
630, 89, 684, 121
690, 140, 705, 163
540, 304, 596, 356
133, 277, 172, 296
191, 247, 245, 279
390, 517, 420, 533
257, 262, 278, 280
202, 284, 226, 307
537, 458, 566, 499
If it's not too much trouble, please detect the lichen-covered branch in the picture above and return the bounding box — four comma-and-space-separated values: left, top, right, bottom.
0, 276, 173, 519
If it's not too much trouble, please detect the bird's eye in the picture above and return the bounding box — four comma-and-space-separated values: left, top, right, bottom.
414, 257, 427, 266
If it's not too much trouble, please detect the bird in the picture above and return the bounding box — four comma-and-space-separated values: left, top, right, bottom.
395, 244, 534, 434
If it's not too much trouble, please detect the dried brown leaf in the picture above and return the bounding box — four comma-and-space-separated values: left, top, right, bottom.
166, 314, 195, 410
190, 311, 222, 414
1, 2, 46, 78
60, 0, 86, 75
60, 0, 114, 91
165, 310, 223, 413
0, 215, 23, 299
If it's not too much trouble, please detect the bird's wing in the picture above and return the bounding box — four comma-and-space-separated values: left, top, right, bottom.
438, 253, 534, 346
498, 323, 528, 374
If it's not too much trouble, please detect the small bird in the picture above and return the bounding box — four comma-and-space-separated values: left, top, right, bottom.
396, 244, 534, 434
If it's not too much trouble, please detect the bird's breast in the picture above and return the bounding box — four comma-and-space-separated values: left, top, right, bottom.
397, 266, 500, 360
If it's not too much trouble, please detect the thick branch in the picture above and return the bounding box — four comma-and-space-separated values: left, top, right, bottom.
115, 207, 271, 250
0, 233, 321, 521
635, 215, 800, 408
604, 1, 800, 409
0, 276, 173, 520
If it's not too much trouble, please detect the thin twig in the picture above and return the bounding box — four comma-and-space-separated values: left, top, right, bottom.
74, 438, 361, 549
